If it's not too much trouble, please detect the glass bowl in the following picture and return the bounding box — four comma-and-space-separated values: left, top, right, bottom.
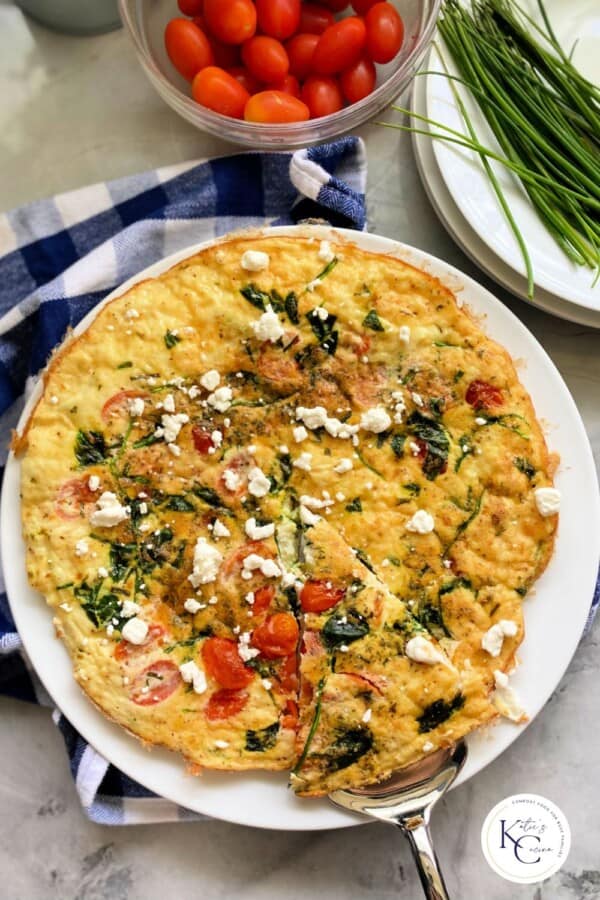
119, 0, 440, 149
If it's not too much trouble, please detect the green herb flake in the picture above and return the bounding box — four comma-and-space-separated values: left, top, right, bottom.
391, 433, 406, 459
345, 497, 363, 513
362, 309, 384, 332
117, 361, 133, 369
514, 456, 536, 479
75, 430, 108, 466
164, 330, 181, 349
245, 721, 280, 752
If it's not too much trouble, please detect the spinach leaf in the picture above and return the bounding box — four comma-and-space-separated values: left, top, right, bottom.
391, 433, 406, 459
326, 727, 373, 772
306, 308, 337, 342
74, 580, 123, 628
309, 256, 338, 288
353, 547, 375, 573
407, 411, 449, 480
75, 430, 107, 466
362, 309, 384, 332
245, 721, 280, 752
109, 542, 137, 582
514, 456, 536, 479
453, 369, 465, 383
429, 397, 445, 418
418, 693, 465, 733
163, 494, 196, 512
322, 609, 369, 650
481, 414, 530, 440
164, 330, 181, 349
454, 435, 473, 472
284, 291, 299, 325
403, 482, 421, 495
132, 431, 163, 449
117, 361, 132, 369
415, 602, 451, 639
439, 577, 472, 597
293, 677, 325, 774
192, 486, 225, 508
278, 452, 293, 485
345, 497, 362, 513
240, 284, 270, 310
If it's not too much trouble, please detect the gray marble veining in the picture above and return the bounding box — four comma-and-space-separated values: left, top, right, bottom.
1, 7, 599, 899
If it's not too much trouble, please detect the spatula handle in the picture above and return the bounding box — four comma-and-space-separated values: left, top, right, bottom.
397, 819, 450, 900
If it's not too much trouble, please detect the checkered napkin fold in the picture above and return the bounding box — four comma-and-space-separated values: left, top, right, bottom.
0, 138, 367, 825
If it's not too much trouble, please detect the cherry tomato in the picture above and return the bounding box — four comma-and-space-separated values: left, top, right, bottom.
351, 0, 378, 12
286, 33, 319, 79
242, 36, 289, 83
300, 579, 346, 612
301, 74, 344, 117
312, 17, 367, 75
277, 652, 299, 692
114, 624, 166, 662
365, 2, 404, 64
256, 0, 301, 40
320, 0, 349, 10
164, 18, 214, 81
204, 0, 256, 44
244, 90, 310, 123
55, 477, 97, 520
268, 73, 301, 97
208, 36, 241, 68
130, 660, 181, 706
191, 424, 215, 454
340, 55, 376, 103
192, 66, 250, 118
227, 66, 261, 94
101, 389, 148, 421
251, 613, 299, 658
299, 3, 335, 34
281, 698, 299, 729
252, 584, 276, 615
465, 380, 504, 410
178, 0, 204, 15
202, 637, 254, 689
205, 688, 249, 720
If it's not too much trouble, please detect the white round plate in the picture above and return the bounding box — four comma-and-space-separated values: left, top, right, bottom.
425, 0, 600, 313
411, 69, 600, 328
3, 225, 599, 830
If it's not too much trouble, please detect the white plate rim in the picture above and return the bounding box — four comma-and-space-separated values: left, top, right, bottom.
424, 4, 600, 312
3, 224, 599, 831
411, 70, 600, 329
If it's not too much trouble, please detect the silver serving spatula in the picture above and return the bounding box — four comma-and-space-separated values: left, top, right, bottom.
329, 741, 467, 900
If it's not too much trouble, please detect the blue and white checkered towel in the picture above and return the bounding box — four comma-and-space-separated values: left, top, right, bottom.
0, 138, 367, 825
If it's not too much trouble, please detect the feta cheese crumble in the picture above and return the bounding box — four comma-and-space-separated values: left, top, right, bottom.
293, 452, 313, 472
179, 660, 207, 695
318, 240, 335, 263
90, 492, 130, 528
214, 739, 229, 749
75, 539, 89, 557
362, 708, 372, 724
200, 369, 220, 391
88, 475, 100, 492
293, 425, 308, 443
247, 466, 271, 497
207, 386, 233, 413
405, 635, 448, 666
245, 517, 275, 540
120, 600, 141, 618
300, 504, 321, 526
155, 412, 189, 444
127, 396, 145, 418
314, 306, 329, 321
399, 325, 411, 345
493, 670, 526, 722
188, 537, 223, 587
360, 406, 392, 433
212, 519, 231, 538
481, 620, 518, 657
238, 631, 260, 661
121, 617, 148, 645
241, 554, 282, 580
475, 416, 487, 426
241, 249, 270, 272
223, 468, 241, 492
534, 487, 560, 517
184, 597, 203, 614
162, 393, 175, 413
252, 304, 284, 343
334, 458, 353, 474
405, 510, 435, 534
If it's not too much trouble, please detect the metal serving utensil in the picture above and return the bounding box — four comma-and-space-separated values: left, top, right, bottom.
329, 740, 467, 900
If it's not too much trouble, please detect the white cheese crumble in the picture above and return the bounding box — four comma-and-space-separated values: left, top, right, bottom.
128, 396, 145, 417
212, 519, 231, 538
211, 429, 223, 448
184, 597, 203, 614
405, 510, 435, 534
405, 635, 448, 666
125, 308, 139, 320
98, 567, 109, 578
179, 660, 207, 695
214, 739, 229, 749
362, 708, 372, 724
223, 468, 241, 492
238, 631, 260, 661
245, 591, 255, 606
300, 494, 334, 510
252, 304, 285, 343
168, 443, 181, 457
261, 678, 272, 691
241, 554, 281, 580
422, 741, 435, 753
399, 325, 411, 345
360, 406, 392, 433
334, 458, 353, 474
493, 670, 526, 722
296, 405, 359, 440
200, 369, 220, 391
50, 395, 58, 404
534, 487, 561, 517
318, 240, 335, 263
475, 416, 487, 426
245, 517, 275, 540
411, 392, 424, 407
90, 492, 130, 528
314, 306, 329, 321
188, 537, 223, 587
241, 249, 270, 272
75, 539, 89, 557
162, 393, 175, 413
293, 452, 313, 472
207, 386, 233, 413
120, 599, 141, 618
481, 620, 518, 657
88, 475, 100, 492
247, 466, 271, 497
300, 504, 321, 526
155, 412, 189, 444
293, 425, 308, 443
121, 617, 148, 645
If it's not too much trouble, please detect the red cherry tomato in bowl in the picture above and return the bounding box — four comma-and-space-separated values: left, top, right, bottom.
204, 0, 257, 44
242, 35, 289, 82
192, 66, 250, 117
269, 73, 301, 97
178, 0, 204, 15
351, 0, 378, 12
244, 90, 310, 123
164, 18, 214, 81
320, 0, 349, 10
301, 75, 344, 117
299, 2, 335, 33
256, 0, 301, 40
340, 55, 376, 103
286, 33, 319, 79
365, 1, 405, 64
312, 17, 367, 75
228, 66, 263, 95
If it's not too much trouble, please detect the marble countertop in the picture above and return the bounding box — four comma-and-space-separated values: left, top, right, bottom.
1, 6, 599, 899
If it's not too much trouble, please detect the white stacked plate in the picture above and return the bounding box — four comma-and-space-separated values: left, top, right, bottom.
411, 0, 600, 327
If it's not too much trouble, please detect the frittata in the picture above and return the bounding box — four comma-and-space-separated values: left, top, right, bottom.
17, 232, 559, 795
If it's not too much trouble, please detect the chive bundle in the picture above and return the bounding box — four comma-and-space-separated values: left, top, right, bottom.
380, 0, 600, 297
